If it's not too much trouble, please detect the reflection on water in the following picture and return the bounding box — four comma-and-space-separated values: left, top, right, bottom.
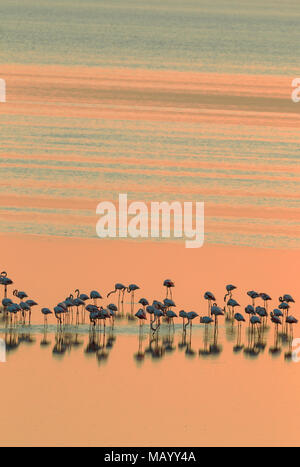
1, 315, 296, 365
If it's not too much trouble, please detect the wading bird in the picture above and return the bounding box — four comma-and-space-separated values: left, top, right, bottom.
260, 293, 272, 310
163, 279, 175, 299
138, 298, 149, 310
166, 308, 177, 329
250, 315, 262, 335
234, 312, 245, 326
13, 290, 28, 302
41, 308, 52, 326
245, 305, 255, 321
90, 290, 102, 306
185, 311, 198, 330
286, 315, 298, 337
0, 272, 13, 299
224, 284, 237, 302
211, 305, 224, 327
204, 291, 216, 315
135, 308, 147, 325
179, 310, 188, 330
107, 283, 126, 309
247, 291, 260, 307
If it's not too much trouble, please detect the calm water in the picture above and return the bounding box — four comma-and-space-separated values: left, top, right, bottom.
0, 0, 300, 248
0, 2, 299, 446
1, 0, 299, 74
1, 313, 299, 447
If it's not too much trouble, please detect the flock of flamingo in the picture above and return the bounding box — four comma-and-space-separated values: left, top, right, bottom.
0, 272, 298, 362
0, 271, 297, 336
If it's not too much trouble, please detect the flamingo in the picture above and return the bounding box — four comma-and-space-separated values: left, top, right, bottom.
250, 315, 262, 336
90, 290, 102, 306
41, 308, 52, 326
75, 289, 89, 322
138, 298, 149, 310
185, 311, 198, 330
281, 294, 295, 304
247, 290, 260, 307
166, 309, 177, 329
151, 308, 164, 332
278, 301, 290, 330
7, 304, 19, 326
211, 304, 224, 327
127, 284, 140, 314
73, 297, 85, 325
163, 279, 175, 299
224, 284, 237, 302
234, 313, 245, 325
227, 298, 240, 319
164, 298, 176, 309
272, 308, 283, 318
260, 293, 272, 311
179, 310, 188, 330
107, 303, 118, 326
152, 300, 164, 310
135, 308, 147, 326
270, 313, 282, 328
0, 272, 13, 299
54, 305, 65, 327
20, 301, 30, 325
13, 290, 28, 302
200, 316, 214, 325
245, 305, 255, 321
107, 283, 126, 309
286, 316, 298, 337
255, 306, 268, 326
89, 310, 99, 328
204, 291, 216, 315
25, 299, 38, 324
200, 316, 214, 339
146, 305, 155, 324
2, 298, 12, 316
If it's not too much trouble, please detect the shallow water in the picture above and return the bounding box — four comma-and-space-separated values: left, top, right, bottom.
1, 315, 299, 447
1, 0, 300, 249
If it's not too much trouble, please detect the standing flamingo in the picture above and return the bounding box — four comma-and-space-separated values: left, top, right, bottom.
127, 284, 140, 316
25, 299, 38, 324
163, 279, 175, 299
211, 304, 224, 328
179, 310, 188, 330
107, 283, 126, 310
146, 305, 155, 325
185, 311, 198, 330
75, 290, 89, 322
260, 293, 272, 311
90, 290, 102, 306
256, 306, 268, 326
247, 291, 260, 307
281, 294, 295, 304
73, 297, 85, 325
234, 313, 245, 326
0, 272, 13, 299
13, 290, 28, 302
245, 305, 255, 322
166, 309, 177, 329
227, 298, 240, 319
138, 298, 149, 310
107, 303, 118, 326
286, 316, 298, 338
41, 308, 52, 326
250, 315, 262, 336
135, 308, 147, 326
204, 291, 216, 315
224, 284, 237, 302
